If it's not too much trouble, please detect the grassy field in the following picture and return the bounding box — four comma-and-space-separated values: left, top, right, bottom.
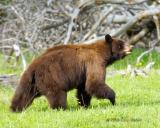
0, 48, 160, 128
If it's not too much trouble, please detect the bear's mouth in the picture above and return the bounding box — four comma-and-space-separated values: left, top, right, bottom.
123, 45, 133, 55
118, 45, 133, 59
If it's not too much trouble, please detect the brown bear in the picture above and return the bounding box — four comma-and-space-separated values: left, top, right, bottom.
10, 34, 132, 112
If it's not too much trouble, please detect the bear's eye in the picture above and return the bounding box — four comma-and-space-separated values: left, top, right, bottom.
118, 45, 123, 50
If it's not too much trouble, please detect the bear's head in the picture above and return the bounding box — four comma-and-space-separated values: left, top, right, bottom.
105, 34, 132, 65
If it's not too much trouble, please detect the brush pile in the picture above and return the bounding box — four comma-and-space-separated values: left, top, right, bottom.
0, 0, 160, 51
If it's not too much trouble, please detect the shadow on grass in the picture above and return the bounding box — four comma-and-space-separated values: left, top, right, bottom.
89, 98, 160, 109
117, 100, 160, 107
105, 117, 142, 122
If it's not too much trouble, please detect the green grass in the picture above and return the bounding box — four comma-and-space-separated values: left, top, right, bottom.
0, 52, 36, 74
0, 48, 160, 128
0, 0, 12, 5
0, 72, 160, 128
110, 48, 160, 69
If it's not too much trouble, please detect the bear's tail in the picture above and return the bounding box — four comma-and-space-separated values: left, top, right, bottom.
10, 70, 40, 112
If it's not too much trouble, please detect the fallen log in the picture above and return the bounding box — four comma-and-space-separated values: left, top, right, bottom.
83, 5, 160, 44
0, 74, 18, 88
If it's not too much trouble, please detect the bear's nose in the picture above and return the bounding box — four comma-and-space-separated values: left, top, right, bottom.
123, 45, 132, 55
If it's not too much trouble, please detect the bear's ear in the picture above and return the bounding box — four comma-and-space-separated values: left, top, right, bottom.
105, 34, 112, 44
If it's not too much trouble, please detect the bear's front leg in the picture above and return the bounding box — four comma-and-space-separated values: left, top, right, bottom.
85, 66, 116, 105
86, 81, 115, 105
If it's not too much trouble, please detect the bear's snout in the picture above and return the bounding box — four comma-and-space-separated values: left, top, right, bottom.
123, 44, 133, 55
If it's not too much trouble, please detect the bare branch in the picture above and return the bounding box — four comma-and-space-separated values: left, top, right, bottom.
153, 15, 160, 42
136, 48, 154, 64
78, 0, 148, 7
82, 6, 116, 41
111, 6, 160, 37
64, 8, 80, 45
136, 40, 158, 64
83, 6, 160, 44
128, 28, 149, 45
10, 6, 25, 23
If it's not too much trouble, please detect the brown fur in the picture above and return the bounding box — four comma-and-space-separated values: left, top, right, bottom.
10, 34, 132, 112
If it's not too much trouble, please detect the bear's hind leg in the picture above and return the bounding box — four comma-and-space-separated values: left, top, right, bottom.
45, 90, 67, 110
77, 89, 91, 107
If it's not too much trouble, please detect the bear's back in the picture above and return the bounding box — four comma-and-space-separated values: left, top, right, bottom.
27, 40, 107, 76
